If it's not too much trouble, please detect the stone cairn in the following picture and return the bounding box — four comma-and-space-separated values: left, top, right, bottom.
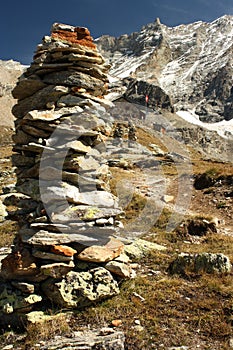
0, 23, 136, 326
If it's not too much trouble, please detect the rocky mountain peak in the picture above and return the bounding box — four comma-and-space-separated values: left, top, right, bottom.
97, 15, 233, 122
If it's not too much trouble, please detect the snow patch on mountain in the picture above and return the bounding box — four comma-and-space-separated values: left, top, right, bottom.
109, 49, 154, 79
177, 110, 233, 139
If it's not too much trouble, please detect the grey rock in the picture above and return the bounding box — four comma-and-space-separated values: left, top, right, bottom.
12, 85, 69, 118
0, 60, 24, 126
72, 64, 108, 81
32, 249, 73, 262
41, 268, 120, 308
30, 222, 69, 232
24, 310, 72, 324
68, 52, 104, 65
51, 205, 123, 222
57, 94, 84, 107
24, 109, 67, 122
20, 227, 118, 246
61, 111, 106, 130
14, 142, 55, 154
125, 79, 173, 111
42, 71, 106, 94
12, 77, 47, 100
16, 179, 40, 201
12, 154, 35, 167
105, 261, 132, 279
65, 140, 91, 153
0, 282, 42, 314
12, 129, 38, 145
21, 124, 51, 138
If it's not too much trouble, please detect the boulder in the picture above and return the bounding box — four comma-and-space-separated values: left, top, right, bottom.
41, 268, 120, 308
168, 253, 232, 275
194, 172, 217, 190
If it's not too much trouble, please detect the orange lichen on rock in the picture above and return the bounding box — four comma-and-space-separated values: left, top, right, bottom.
51, 27, 97, 49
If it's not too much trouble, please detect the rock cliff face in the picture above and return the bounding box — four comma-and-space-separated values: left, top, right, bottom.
0, 60, 24, 132
97, 15, 233, 122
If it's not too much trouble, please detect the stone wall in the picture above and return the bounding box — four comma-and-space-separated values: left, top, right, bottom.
0, 23, 133, 326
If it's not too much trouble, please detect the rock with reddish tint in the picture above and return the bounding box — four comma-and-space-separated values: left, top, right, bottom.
76, 237, 124, 263
105, 237, 125, 257
51, 245, 77, 257
51, 24, 97, 50
112, 319, 123, 327
0, 248, 40, 281
77, 246, 120, 263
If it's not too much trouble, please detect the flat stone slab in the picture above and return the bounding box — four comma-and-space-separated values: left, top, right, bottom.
51, 205, 123, 222
38, 328, 125, 350
77, 238, 124, 263
19, 227, 118, 246
124, 239, 167, 260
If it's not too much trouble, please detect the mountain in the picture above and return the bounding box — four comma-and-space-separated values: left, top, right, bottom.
0, 60, 24, 129
96, 15, 233, 123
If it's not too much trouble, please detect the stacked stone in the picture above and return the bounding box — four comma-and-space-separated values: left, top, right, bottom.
0, 23, 134, 320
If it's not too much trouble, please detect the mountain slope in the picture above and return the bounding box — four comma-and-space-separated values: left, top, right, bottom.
97, 15, 233, 123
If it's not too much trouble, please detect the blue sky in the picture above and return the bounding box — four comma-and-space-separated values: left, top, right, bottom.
1, 0, 232, 64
